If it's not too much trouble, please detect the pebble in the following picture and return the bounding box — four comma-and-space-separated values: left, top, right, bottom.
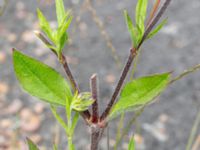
71, 0, 80, 5
34, 103, 45, 114
134, 134, 144, 145
0, 52, 6, 63
161, 23, 180, 36
21, 30, 36, 44
7, 33, 17, 43
0, 119, 13, 129
29, 134, 42, 144
0, 82, 8, 95
6, 99, 23, 115
34, 47, 49, 57
20, 108, 41, 132
105, 73, 116, 84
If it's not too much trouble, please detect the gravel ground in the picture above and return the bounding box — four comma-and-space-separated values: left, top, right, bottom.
0, 0, 200, 150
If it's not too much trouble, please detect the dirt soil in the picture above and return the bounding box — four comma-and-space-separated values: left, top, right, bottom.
0, 0, 200, 150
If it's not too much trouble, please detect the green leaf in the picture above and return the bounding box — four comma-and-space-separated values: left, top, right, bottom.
58, 15, 72, 48
13, 50, 72, 106
124, 10, 137, 47
55, 0, 66, 26
59, 10, 72, 28
27, 138, 40, 150
53, 145, 58, 150
128, 137, 135, 150
147, 19, 167, 39
109, 73, 171, 120
135, 0, 148, 34
37, 9, 54, 42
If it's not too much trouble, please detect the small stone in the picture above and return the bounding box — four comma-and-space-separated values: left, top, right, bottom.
7, 33, 17, 43
0, 135, 7, 145
21, 30, 36, 43
0, 52, 6, 63
7, 99, 23, 115
116, 2, 126, 10
0, 119, 13, 129
122, 143, 128, 149
159, 114, 169, 123
134, 134, 144, 145
161, 23, 180, 35
0, 82, 8, 95
20, 108, 41, 132
105, 74, 116, 84
16, 1, 25, 10
79, 22, 88, 32
34, 47, 49, 56
71, 0, 80, 5
34, 103, 45, 114
29, 134, 42, 144
40, 0, 54, 6
109, 139, 115, 147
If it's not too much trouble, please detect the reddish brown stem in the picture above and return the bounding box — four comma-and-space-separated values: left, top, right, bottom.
100, 48, 137, 121
91, 126, 100, 150
61, 55, 80, 92
146, 0, 161, 27
61, 54, 91, 120
140, 0, 172, 46
100, 0, 172, 121
35, 31, 91, 120
90, 74, 99, 123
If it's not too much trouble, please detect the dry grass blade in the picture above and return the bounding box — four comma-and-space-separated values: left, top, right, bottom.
170, 64, 200, 84
107, 124, 110, 150
114, 113, 125, 150
186, 109, 200, 150
192, 135, 200, 150
114, 106, 145, 148
140, 0, 172, 47
85, 0, 121, 68
0, 0, 9, 16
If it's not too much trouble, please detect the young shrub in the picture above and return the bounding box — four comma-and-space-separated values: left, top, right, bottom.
11, 0, 200, 149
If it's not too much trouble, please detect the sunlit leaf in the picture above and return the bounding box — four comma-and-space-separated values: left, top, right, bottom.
37, 9, 54, 42
124, 10, 137, 47
27, 138, 40, 150
109, 73, 171, 120
13, 50, 72, 106
55, 0, 65, 26
135, 0, 148, 34
57, 14, 72, 51
53, 145, 58, 150
128, 137, 135, 150
147, 19, 167, 39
